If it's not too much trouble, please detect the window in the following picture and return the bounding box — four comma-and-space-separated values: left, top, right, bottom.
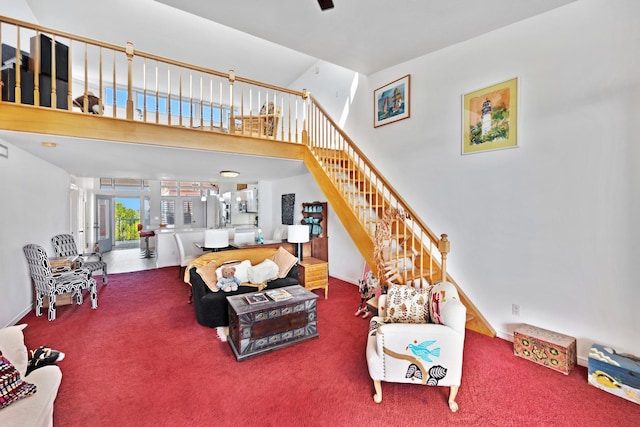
179, 181, 201, 197
100, 178, 149, 191
160, 180, 178, 197
104, 87, 128, 108
183, 200, 193, 225
136, 93, 168, 114
160, 200, 175, 225
135, 91, 235, 127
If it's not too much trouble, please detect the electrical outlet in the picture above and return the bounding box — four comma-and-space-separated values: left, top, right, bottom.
512, 304, 520, 316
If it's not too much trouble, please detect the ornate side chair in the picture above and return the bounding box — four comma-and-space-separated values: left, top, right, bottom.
23, 244, 98, 321
51, 233, 108, 284
365, 281, 467, 412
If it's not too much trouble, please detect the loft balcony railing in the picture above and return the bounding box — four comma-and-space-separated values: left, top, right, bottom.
0, 15, 310, 142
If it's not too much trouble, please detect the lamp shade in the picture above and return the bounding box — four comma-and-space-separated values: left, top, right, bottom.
287, 225, 310, 244
204, 229, 229, 249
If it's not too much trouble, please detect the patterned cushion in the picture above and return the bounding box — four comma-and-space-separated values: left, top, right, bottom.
0, 324, 28, 378
271, 247, 298, 278
247, 259, 279, 284
0, 351, 37, 409
384, 284, 431, 324
429, 281, 449, 324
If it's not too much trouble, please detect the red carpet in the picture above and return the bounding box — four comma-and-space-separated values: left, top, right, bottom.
18, 267, 640, 426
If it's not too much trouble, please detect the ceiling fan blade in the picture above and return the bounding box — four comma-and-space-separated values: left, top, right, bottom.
318, 0, 334, 11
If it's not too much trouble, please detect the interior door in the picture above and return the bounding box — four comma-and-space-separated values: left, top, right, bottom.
96, 195, 113, 253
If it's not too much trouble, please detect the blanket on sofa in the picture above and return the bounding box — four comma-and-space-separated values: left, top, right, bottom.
183, 246, 295, 284
186, 247, 300, 328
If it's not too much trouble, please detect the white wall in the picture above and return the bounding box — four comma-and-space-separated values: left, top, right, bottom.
0, 0, 37, 25
289, 0, 640, 362
288, 61, 368, 284
336, 0, 638, 361
270, 172, 363, 284
0, 140, 70, 327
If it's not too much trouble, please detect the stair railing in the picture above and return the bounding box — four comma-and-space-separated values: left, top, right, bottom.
303, 95, 446, 286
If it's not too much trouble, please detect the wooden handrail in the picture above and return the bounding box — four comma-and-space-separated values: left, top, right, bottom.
306, 94, 441, 248
0, 15, 126, 52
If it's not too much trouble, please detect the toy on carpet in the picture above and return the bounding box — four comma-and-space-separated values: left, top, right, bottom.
355, 270, 380, 319
25, 345, 65, 376
217, 266, 241, 292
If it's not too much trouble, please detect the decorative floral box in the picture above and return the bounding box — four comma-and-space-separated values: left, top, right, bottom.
513, 324, 576, 374
588, 343, 640, 405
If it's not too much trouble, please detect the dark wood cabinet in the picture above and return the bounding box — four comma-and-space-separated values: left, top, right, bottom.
311, 237, 328, 262
1, 67, 68, 109
1, 68, 34, 105
301, 201, 328, 261
30, 34, 69, 82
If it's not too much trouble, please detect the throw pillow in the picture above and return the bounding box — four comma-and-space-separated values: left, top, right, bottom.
0, 324, 28, 378
216, 260, 251, 283
384, 284, 431, 324
247, 259, 279, 284
196, 261, 218, 292
271, 247, 298, 278
429, 281, 449, 325
26, 346, 66, 376
0, 351, 37, 409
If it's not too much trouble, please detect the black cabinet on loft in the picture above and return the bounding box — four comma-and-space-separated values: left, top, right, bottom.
1, 36, 69, 109
29, 34, 69, 82
1, 68, 68, 109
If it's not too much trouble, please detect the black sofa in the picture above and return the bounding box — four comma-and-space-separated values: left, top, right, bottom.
189, 263, 299, 328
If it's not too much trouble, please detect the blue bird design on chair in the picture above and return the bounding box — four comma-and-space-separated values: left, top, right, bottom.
407, 340, 441, 363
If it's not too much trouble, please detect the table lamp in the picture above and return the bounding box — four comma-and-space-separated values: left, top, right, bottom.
204, 229, 229, 251
287, 225, 309, 262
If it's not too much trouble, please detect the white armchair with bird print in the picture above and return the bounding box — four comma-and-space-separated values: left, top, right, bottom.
366, 281, 467, 412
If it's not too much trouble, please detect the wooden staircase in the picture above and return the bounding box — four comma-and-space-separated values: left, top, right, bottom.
302, 100, 495, 337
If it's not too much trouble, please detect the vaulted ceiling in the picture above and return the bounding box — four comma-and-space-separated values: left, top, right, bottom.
5, 0, 576, 182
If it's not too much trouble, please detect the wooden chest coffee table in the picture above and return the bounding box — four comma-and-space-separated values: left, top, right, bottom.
227, 285, 319, 361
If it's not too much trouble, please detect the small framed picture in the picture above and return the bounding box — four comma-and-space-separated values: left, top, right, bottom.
462, 77, 519, 154
245, 293, 269, 305
374, 74, 410, 127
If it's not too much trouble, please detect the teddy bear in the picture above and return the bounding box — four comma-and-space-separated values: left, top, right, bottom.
217, 265, 241, 292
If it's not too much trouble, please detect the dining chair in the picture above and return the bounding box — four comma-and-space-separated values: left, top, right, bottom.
23, 243, 98, 321
51, 233, 108, 284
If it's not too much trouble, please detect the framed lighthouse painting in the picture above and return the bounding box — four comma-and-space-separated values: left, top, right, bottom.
462, 77, 519, 154
374, 74, 410, 127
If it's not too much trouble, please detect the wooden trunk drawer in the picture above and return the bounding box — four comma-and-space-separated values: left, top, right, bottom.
513, 324, 576, 374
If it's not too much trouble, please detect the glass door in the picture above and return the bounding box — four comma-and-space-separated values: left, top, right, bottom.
96, 195, 113, 252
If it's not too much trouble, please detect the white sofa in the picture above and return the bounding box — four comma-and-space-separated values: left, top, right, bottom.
0, 324, 62, 427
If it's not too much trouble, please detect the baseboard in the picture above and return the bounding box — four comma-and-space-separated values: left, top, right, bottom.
3, 305, 32, 328
328, 273, 358, 286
